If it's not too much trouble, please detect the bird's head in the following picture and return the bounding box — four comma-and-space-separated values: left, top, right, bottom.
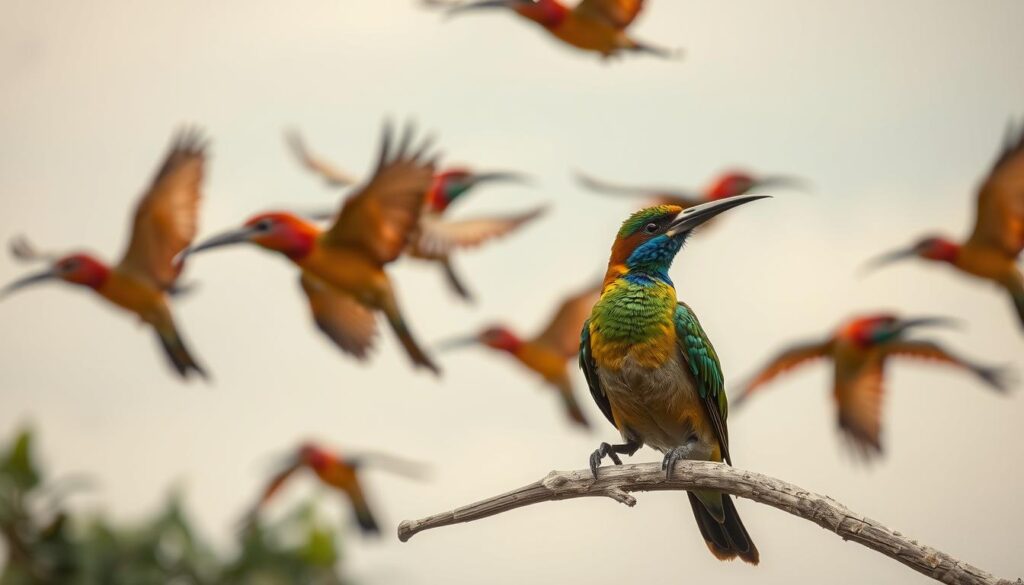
426, 169, 527, 212
606, 196, 768, 280
706, 171, 806, 200
2, 253, 110, 298
437, 325, 522, 354
298, 443, 334, 471
840, 314, 957, 347
184, 212, 318, 261
447, 0, 568, 27
864, 235, 960, 272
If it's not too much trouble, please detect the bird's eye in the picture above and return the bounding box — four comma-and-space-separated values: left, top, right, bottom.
62, 260, 78, 271
256, 220, 273, 231
644, 222, 659, 234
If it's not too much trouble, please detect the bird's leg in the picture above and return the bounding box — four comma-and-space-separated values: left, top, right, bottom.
661, 436, 712, 479
589, 439, 642, 478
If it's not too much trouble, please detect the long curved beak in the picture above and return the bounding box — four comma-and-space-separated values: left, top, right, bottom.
436, 335, 479, 351
1, 269, 57, 299
862, 247, 916, 273
753, 175, 809, 192
665, 194, 770, 238
470, 171, 530, 187
446, 0, 511, 16
896, 316, 960, 332
181, 226, 259, 259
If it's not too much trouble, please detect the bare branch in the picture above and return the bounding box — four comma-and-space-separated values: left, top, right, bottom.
398, 461, 1020, 585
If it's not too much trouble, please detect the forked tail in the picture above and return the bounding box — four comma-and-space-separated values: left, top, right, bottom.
688, 492, 759, 565
627, 38, 682, 60
349, 490, 381, 536
441, 258, 473, 302
382, 291, 441, 375
1009, 279, 1024, 330
154, 320, 208, 380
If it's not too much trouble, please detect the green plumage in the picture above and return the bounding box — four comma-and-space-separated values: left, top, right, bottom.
674, 302, 731, 463
589, 279, 676, 344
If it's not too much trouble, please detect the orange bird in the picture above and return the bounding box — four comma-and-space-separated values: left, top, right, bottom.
444, 0, 675, 59
186, 122, 441, 373
733, 314, 1009, 458
438, 283, 601, 428
2, 129, 208, 379
286, 132, 544, 301
246, 442, 426, 536
866, 122, 1024, 329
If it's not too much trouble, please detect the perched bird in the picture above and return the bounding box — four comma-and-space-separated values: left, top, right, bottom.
1, 129, 208, 379
581, 197, 766, 563
866, 121, 1024, 329
443, 0, 675, 59
733, 314, 1009, 458
286, 133, 542, 301
246, 443, 426, 536
578, 169, 804, 212
439, 282, 602, 428
186, 122, 441, 373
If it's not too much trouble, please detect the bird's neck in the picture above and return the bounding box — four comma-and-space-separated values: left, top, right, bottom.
277, 223, 321, 261
517, 0, 569, 28
594, 274, 677, 342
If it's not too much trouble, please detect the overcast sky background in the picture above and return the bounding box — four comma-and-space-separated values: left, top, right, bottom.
2, 0, 1024, 583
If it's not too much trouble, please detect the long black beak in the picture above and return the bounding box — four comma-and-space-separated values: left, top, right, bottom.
665, 194, 770, 238
470, 171, 530, 187
1, 269, 57, 299
753, 175, 809, 192
446, 0, 510, 16
862, 247, 916, 274
436, 335, 478, 351
181, 226, 260, 259
895, 316, 960, 333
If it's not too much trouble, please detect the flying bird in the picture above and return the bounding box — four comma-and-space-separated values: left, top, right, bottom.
2, 129, 208, 379
866, 121, 1024, 329
581, 197, 767, 563
186, 122, 442, 373
441, 0, 676, 59
439, 282, 602, 428
733, 314, 1009, 458
245, 443, 426, 536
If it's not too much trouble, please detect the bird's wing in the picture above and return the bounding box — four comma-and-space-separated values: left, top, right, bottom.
574, 0, 645, 29
880, 339, 1008, 392
300, 273, 378, 359
966, 121, 1024, 258
321, 122, 437, 264
675, 302, 731, 465
579, 318, 616, 426
576, 171, 700, 207
285, 130, 358, 187
534, 282, 603, 358
732, 340, 833, 406
117, 128, 206, 289
414, 207, 545, 260
835, 354, 885, 457
255, 459, 303, 509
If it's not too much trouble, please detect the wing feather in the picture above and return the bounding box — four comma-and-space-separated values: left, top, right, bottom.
966, 120, 1024, 258
574, 0, 645, 29
286, 130, 359, 187
732, 340, 833, 406
534, 282, 602, 358
300, 273, 378, 359
413, 207, 544, 260
675, 302, 731, 465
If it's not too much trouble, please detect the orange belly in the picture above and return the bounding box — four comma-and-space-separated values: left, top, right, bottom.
515, 342, 569, 384
955, 244, 1017, 285
98, 270, 168, 325
552, 17, 626, 54
298, 244, 390, 307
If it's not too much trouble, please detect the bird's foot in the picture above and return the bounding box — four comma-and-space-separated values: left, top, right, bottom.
589, 442, 623, 479
661, 444, 696, 479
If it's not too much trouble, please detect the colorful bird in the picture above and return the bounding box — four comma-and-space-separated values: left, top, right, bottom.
733, 314, 1009, 458
580, 197, 766, 564
439, 282, 602, 428
246, 442, 426, 536
1, 129, 208, 379
443, 0, 675, 59
286, 133, 543, 301
578, 169, 805, 211
186, 122, 441, 373
866, 121, 1024, 328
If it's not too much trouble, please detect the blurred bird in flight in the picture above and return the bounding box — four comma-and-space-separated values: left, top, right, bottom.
439, 282, 602, 428
285, 130, 358, 188
733, 314, 1009, 459
288, 130, 543, 301
866, 121, 1024, 330
245, 442, 426, 536
2, 129, 208, 379
439, 0, 676, 59
186, 122, 441, 374
580, 197, 767, 563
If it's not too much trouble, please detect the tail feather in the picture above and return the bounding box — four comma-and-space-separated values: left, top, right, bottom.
1009, 286, 1024, 330
440, 258, 473, 302
554, 380, 590, 429
627, 38, 682, 60
351, 499, 380, 536
382, 293, 441, 375
155, 324, 207, 380
688, 492, 759, 565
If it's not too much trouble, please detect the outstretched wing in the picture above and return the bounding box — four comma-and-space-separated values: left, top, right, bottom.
880, 339, 1009, 392
674, 302, 731, 465
835, 354, 885, 458
574, 0, 645, 29
300, 273, 378, 359
966, 121, 1024, 258
321, 122, 438, 264
285, 130, 358, 187
117, 128, 206, 289
579, 318, 615, 426
576, 171, 701, 208
414, 207, 545, 260
732, 340, 833, 407
534, 282, 602, 358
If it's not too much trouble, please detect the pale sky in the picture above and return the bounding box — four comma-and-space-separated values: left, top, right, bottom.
1, 1, 1023, 583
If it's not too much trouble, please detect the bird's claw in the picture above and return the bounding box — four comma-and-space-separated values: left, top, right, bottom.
661, 446, 691, 479
589, 442, 623, 479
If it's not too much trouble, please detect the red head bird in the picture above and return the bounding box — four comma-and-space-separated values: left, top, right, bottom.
866, 120, 1024, 331
734, 313, 1009, 459
2, 129, 209, 379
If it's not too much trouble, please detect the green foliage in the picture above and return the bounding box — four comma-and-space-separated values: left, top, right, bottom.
0, 428, 348, 585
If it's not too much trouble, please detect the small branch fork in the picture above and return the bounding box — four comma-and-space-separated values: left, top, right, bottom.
398, 461, 1020, 585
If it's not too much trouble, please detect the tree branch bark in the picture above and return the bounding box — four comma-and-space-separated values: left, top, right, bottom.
398, 461, 1019, 585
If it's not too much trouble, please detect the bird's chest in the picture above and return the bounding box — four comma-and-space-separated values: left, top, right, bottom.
553, 15, 622, 52
99, 271, 165, 321
514, 343, 567, 384
300, 246, 388, 303
955, 245, 1016, 283
588, 284, 677, 370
